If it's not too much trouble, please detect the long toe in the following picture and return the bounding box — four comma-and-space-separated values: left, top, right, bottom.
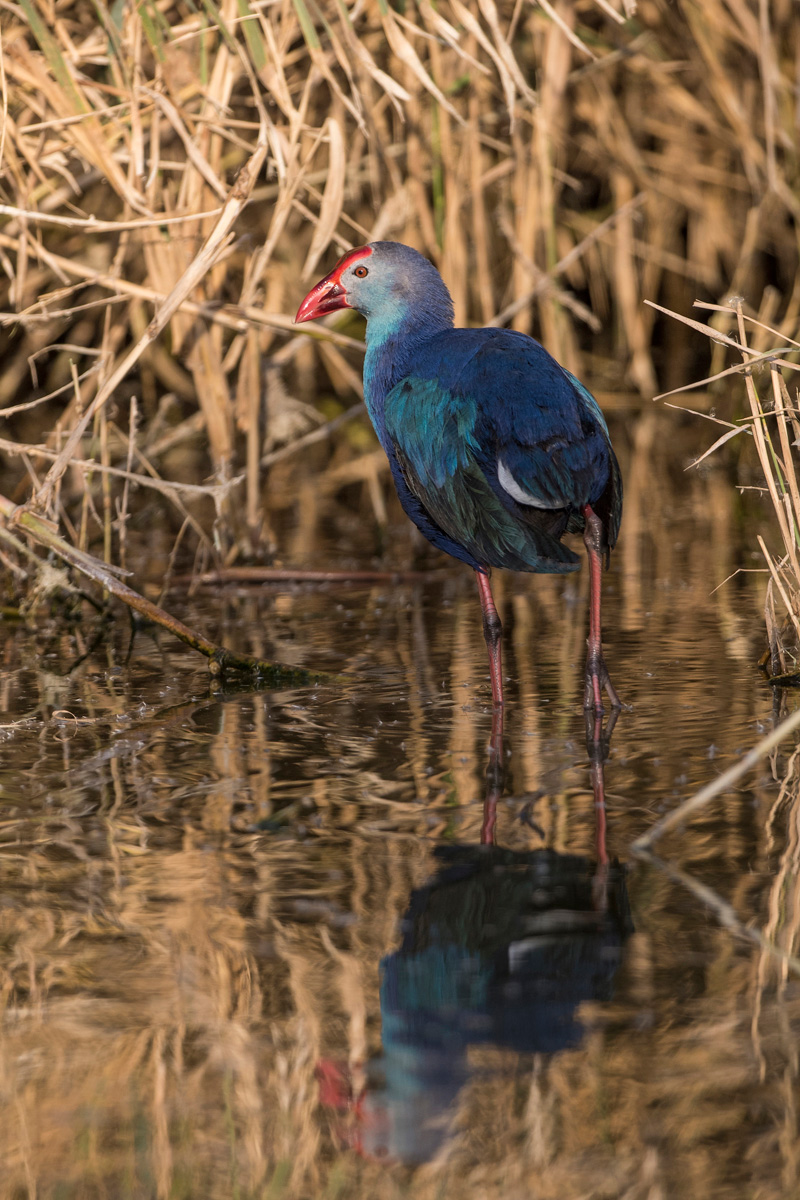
603, 668, 622, 711
584, 653, 622, 714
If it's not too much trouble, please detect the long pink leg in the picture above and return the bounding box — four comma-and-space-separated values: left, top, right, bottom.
475, 569, 504, 707
586, 707, 618, 913
582, 504, 622, 713
480, 704, 504, 845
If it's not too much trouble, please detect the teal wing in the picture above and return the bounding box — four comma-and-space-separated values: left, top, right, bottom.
384, 376, 580, 574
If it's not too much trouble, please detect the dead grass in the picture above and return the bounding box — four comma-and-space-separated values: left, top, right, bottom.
650, 296, 800, 675
0, 0, 797, 623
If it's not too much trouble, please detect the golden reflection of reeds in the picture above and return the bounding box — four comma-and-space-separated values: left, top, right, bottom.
0, 415, 791, 1190
0, 754, 798, 1200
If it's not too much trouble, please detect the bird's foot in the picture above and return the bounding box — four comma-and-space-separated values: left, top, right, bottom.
584, 647, 623, 715
584, 705, 620, 758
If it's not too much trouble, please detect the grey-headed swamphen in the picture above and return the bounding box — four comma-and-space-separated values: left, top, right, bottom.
296, 242, 622, 712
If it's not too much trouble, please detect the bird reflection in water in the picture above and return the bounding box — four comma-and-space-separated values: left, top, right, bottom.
318, 710, 632, 1163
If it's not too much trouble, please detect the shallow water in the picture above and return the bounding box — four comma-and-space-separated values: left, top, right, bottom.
1, 410, 799, 1199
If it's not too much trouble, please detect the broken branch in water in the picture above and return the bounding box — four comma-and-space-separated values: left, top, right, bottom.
0, 492, 332, 686
171, 566, 437, 586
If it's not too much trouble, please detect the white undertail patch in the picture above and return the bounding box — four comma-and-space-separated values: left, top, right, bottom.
497, 457, 563, 510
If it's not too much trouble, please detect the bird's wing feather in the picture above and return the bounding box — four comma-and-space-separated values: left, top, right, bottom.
452, 334, 613, 511
406, 329, 622, 549
385, 373, 580, 573
563, 369, 611, 436
561, 369, 622, 547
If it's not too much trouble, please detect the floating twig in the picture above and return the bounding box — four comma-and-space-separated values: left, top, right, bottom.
632, 704, 800, 854
632, 706, 800, 977
635, 848, 800, 977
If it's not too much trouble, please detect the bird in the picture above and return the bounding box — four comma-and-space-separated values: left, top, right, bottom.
295, 241, 622, 713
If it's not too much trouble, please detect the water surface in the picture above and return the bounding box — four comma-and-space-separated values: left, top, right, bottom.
1, 410, 798, 1199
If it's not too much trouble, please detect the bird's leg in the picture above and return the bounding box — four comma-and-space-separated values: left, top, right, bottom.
585, 706, 618, 913
475, 569, 504, 707
582, 504, 622, 714
480, 704, 505, 845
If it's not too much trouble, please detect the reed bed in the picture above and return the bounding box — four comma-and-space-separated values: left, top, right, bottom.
647, 296, 800, 679
0, 0, 797, 618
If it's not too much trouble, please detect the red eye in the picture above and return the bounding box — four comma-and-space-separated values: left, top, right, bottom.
354, 265, 368, 277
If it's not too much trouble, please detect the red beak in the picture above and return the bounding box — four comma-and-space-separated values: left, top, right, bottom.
295, 271, 352, 323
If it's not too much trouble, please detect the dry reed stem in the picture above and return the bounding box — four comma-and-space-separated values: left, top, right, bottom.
0, 435, 238, 500
758, 537, 800, 648
0, 0, 798, 591
0, 229, 364, 351
0, 204, 224, 231
653, 292, 800, 658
